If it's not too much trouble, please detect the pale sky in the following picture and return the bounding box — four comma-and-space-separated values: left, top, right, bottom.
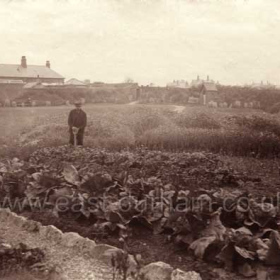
0, 0, 280, 86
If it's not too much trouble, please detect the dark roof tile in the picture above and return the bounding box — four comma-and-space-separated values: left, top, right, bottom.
0, 64, 64, 79
203, 82, 218, 91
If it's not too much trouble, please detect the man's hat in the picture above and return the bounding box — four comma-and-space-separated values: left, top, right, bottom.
74, 100, 82, 106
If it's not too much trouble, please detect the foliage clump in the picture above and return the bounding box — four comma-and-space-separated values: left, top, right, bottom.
2, 147, 280, 278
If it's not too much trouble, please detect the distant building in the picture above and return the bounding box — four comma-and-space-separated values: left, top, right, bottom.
167, 80, 189, 89
66, 78, 87, 87
0, 56, 64, 84
190, 75, 215, 87
248, 81, 276, 89
187, 75, 219, 105
200, 82, 218, 105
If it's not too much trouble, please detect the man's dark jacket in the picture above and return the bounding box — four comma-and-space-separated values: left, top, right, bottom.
68, 109, 87, 129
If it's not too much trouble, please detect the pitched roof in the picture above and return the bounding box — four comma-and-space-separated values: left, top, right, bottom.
23, 82, 39, 89
203, 82, 218, 92
0, 64, 64, 79
66, 78, 86, 86
23, 82, 46, 89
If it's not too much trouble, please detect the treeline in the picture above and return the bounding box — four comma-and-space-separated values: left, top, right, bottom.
11, 85, 137, 105
2, 83, 280, 113
139, 87, 189, 104
218, 85, 280, 112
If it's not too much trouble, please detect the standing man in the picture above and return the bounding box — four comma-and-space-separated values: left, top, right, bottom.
68, 101, 87, 146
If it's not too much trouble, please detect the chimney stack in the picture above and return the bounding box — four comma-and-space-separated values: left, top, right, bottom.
46, 61, 50, 68
197, 75, 199, 81
207, 75, 209, 81
21, 56, 27, 68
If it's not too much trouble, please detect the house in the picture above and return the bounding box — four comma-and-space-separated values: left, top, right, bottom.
199, 82, 218, 105
187, 76, 219, 106
66, 78, 87, 87
167, 80, 189, 89
249, 81, 276, 89
0, 56, 64, 84
191, 75, 204, 87
191, 75, 215, 88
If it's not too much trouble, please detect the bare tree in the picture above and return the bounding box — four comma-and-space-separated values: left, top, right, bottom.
124, 77, 134, 84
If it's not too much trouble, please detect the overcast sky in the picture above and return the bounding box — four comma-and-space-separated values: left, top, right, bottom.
0, 0, 279, 86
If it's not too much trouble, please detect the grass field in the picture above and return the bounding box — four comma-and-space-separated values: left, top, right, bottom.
1, 103, 280, 159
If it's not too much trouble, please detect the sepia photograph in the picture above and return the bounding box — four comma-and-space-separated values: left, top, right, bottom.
1, 0, 280, 279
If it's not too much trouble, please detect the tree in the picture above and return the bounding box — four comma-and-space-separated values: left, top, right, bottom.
124, 77, 134, 84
